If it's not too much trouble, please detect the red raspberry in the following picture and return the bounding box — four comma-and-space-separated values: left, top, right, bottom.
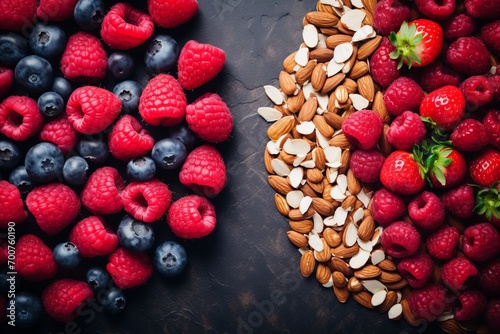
81, 167, 125, 215
486, 299, 500, 333
489, 73, 500, 102
453, 289, 487, 321
397, 253, 434, 289
138, 74, 187, 126
479, 258, 500, 296
36, 0, 78, 21
441, 256, 479, 291
426, 225, 460, 261
450, 118, 489, 152
177, 40, 226, 90
39, 116, 79, 155
446, 37, 491, 76
167, 194, 217, 239
408, 191, 446, 233
179, 144, 227, 197
370, 187, 405, 227
443, 14, 476, 40
462, 222, 500, 262
0, 0, 37, 31
185, 93, 233, 143
440, 184, 475, 219
0, 240, 7, 266
369, 37, 400, 89
415, 0, 455, 20
66, 86, 122, 135
101, 3, 154, 50
348, 148, 385, 183
147, 0, 198, 28
69, 216, 119, 257
372, 0, 410, 36
465, 0, 500, 19
383, 77, 425, 117
121, 179, 172, 223
418, 60, 461, 93
483, 109, 500, 148
408, 284, 448, 322
481, 20, 500, 57
0, 96, 43, 141
0, 180, 27, 227
60, 32, 107, 83
0, 67, 13, 98
14, 234, 58, 281
459, 75, 494, 111
380, 221, 421, 259
341, 109, 383, 150
106, 247, 153, 289
108, 115, 155, 161
26, 183, 81, 236
386, 111, 427, 151
42, 279, 93, 322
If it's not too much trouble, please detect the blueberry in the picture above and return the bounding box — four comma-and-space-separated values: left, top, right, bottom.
113, 80, 142, 113
52, 77, 73, 101
126, 156, 156, 181
37, 91, 65, 119
25, 142, 64, 183
29, 23, 66, 60
74, 0, 106, 31
154, 241, 188, 277
14, 55, 54, 94
53, 242, 81, 268
144, 34, 179, 74
8, 166, 33, 194
86, 267, 112, 291
101, 287, 126, 314
0, 140, 20, 170
63, 156, 89, 186
0, 33, 30, 67
11, 292, 43, 327
166, 122, 199, 151
108, 52, 135, 80
117, 215, 155, 252
77, 137, 109, 164
151, 138, 187, 170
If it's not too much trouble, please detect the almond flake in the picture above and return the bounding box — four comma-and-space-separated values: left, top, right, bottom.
352, 25, 375, 42
349, 93, 369, 110
283, 139, 311, 155
296, 121, 316, 135
264, 85, 284, 105
289, 167, 304, 188
356, 187, 371, 208
324, 146, 342, 166
286, 190, 304, 209
303, 24, 319, 48
388, 304, 403, 320
436, 312, 455, 322
300, 160, 316, 168
316, 129, 330, 148
293, 154, 307, 167
372, 290, 387, 307
322, 276, 334, 288
326, 167, 339, 183
340, 9, 366, 31
336, 174, 348, 193
357, 238, 373, 251
308, 233, 324, 252
271, 158, 291, 176
266, 140, 280, 155
352, 207, 364, 224
332, 207, 348, 226
333, 42, 354, 63
312, 212, 324, 233
349, 248, 370, 269
299, 196, 313, 214
295, 47, 309, 67
316, 93, 329, 112
362, 280, 387, 294
351, 0, 364, 8
320, 0, 341, 6
371, 249, 385, 265
344, 222, 358, 247
323, 215, 335, 227
327, 59, 344, 77
330, 184, 346, 201
258, 107, 283, 122
302, 82, 315, 101
371, 226, 383, 245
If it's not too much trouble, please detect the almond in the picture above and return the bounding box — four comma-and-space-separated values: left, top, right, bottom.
379, 124, 392, 156
314, 238, 332, 262
267, 115, 295, 141
334, 84, 349, 104
312, 147, 326, 171
300, 182, 319, 198
346, 276, 363, 292
357, 74, 375, 102
354, 264, 381, 279
289, 219, 314, 234
306, 167, 323, 183
339, 149, 351, 174
311, 63, 327, 92
439, 319, 469, 334
332, 271, 347, 288
274, 193, 290, 216
385, 279, 408, 290
357, 215, 375, 241
312, 197, 335, 216
316, 262, 332, 284
287, 230, 308, 248
341, 194, 357, 211
353, 291, 374, 309
379, 270, 402, 284
342, 78, 358, 94
323, 228, 342, 248
309, 48, 334, 63
307, 179, 324, 194
401, 298, 421, 327
283, 51, 298, 73
279, 70, 297, 96
331, 257, 353, 277
349, 61, 369, 80
321, 73, 346, 95
300, 249, 316, 277
268, 175, 293, 195
357, 35, 382, 60
325, 34, 352, 49
297, 95, 318, 123
372, 90, 390, 123
320, 27, 340, 36
342, 45, 358, 74
305, 11, 339, 27
287, 88, 305, 113
328, 133, 351, 150
379, 290, 398, 314
333, 285, 350, 303
289, 207, 316, 220
313, 114, 335, 139
361, 0, 377, 14
323, 111, 344, 129
346, 168, 362, 195
295, 59, 317, 85
264, 149, 274, 174
377, 258, 397, 272
332, 243, 359, 258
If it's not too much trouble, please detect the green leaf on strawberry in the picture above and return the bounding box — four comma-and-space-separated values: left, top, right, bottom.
474, 183, 500, 228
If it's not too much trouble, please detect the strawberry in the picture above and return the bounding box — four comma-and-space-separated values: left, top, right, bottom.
419, 85, 466, 131
423, 144, 467, 189
389, 19, 444, 69
474, 183, 500, 228
379, 150, 426, 195
470, 149, 500, 187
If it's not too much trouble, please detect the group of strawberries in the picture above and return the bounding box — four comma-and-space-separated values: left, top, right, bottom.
341, 0, 500, 331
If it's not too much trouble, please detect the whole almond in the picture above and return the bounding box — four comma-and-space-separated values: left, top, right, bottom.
311, 63, 327, 91
279, 70, 297, 96
385, 279, 408, 290
332, 271, 347, 288
274, 193, 290, 216
439, 319, 469, 334
314, 238, 332, 263
289, 219, 314, 234
328, 133, 351, 150
295, 60, 317, 85
264, 149, 274, 174
300, 182, 319, 198
323, 111, 344, 129
341, 194, 357, 211
316, 262, 332, 284
300, 249, 316, 277
297, 96, 318, 122
268, 175, 293, 195
379, 270, 403, 284
283, 51, 298, 73
289, 207, 316, 220
305, 11, 339, 27
307, 179, 324, 194
313, 114, 335, 138
339, 149, 351, 174
357, 35, 382, 60
372, 90, 390, 123
357, 74, 375, 102
309, 48, 334, 63
334, 85, 349, 104
325, 34, 352, 49
362, 0, 377, 14
346, 276, 364, 292
401, 298, 422, 327
279, 150, 296, 165
353, 291, 374, 309
379, 124, 392, 156
354, 265, 382, 279
379, 290, 398, 313
312, 147, 326, 171
377, 258, 397, 272
323, 228, 342, 248
331, 257, 353, 277
287, 89, 305, 113
332, 243, 359, 258
306, 167, 324, 183
267, 115, 295, 141
342, 78, 358, 94
312, 197, 335, 216
357, 215, 375, 241
333, 285, 350, 303
346, 168, 362, 195
287, 230, 308, 248
349, 61, 369, 80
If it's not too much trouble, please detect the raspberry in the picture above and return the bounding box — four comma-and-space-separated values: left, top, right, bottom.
167, 194, 217, 239
185, 93, 233, 143
370, 187, 405, 227
426, 225, 460, 261
450, 118, 489, 152
0, 96, 43, 141
372, 0, 411, 36
60, 32, 107, 83
483, 109, 500, 148
69, 216, 119, 257
39, 116, 79, 155
81, 167, 125, 215
418, 60, 461, 93
147, 0, 198, 28
121, 179, 172, 223
179, 144, 227, 197
386, 111, 427, 151
443, 14, 476, 40
0, 67, 13, 98
415, 0, 455, 20
440, 184, 475, 219
479, 258, 500, 296
36, 0, 78, 21
177, 40, 226, 90
441, 256, 479, 291
465, 0, 500, 19
462, 222, 500, 262
0, 180, 27, 227
453, 289, 487, 321
66, 86, 122, 135
42, 279, 93, 322
408, 284, 448, 322
14, 234, 58, 281
369, 37, 400, 89
106, 247, 153, 289
397, 253, 434, 289
348, 148, 385, 183
341, 109, 383, 150
408, 191, 446, 233
486, 299, 500, 333
380, 221, 421, 259
459, 75, 494, 111
0, 0, 37, 31
138, 74, 187, 126
446, 37, 491, 76
481, 20, 500, 57
383, 77, 425, 117
108, 115, 155, 161
26, 183, 81, 236
489, 74, 500, 102
0, 240, 7, 266
100, 3, 154, 50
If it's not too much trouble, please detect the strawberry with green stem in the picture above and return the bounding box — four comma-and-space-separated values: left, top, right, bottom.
474, 183, 500, 229
422, 142, 467, 189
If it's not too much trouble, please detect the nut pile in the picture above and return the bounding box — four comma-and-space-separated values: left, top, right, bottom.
259, 0, 406, 321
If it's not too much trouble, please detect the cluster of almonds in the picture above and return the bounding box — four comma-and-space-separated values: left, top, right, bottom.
259, 0, 408, 321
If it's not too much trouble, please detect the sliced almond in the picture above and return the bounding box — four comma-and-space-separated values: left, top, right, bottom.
371, 289, 387, 307
303, 24, 319, 48
333, 42, 354, 63
264, 85, 284, 105
340, 9, 366, 31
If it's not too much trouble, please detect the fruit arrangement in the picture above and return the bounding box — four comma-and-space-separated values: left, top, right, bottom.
0, 0, 232, 327
260, 0, 500, 332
